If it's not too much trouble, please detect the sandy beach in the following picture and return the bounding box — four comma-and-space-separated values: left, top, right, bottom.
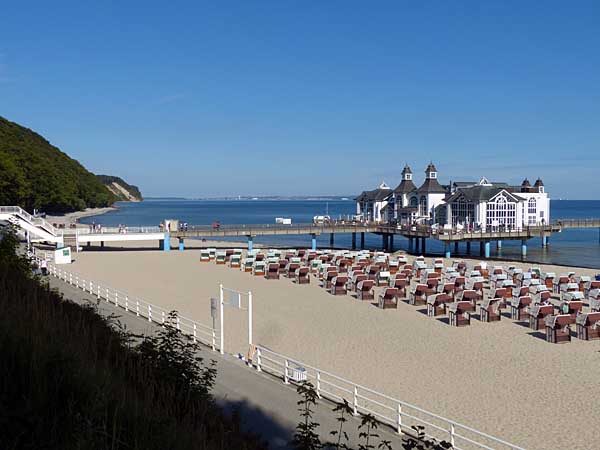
54, 241, 600, 450
46, 206, 118, 226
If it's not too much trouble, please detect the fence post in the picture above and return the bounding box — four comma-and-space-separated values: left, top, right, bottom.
125, 296, 129, 312
449, 423, 455, 447
397, 404, 402, 434
176, 316, 180, 331
115, 292, 119, 307
105, 288, 109, 302
69, 273, 72, 284
161, 311, 165, 327
97, 284, 100, 299
193, 324, 197, 343
136, 300, 140, 317
284, 359, 289, 384
353, 386, 358, 415
148, 305, 152, 322
316, 371, 321, 398
211, 329, 216, 352
256, 347, 262, 372
89, 281, 93, 294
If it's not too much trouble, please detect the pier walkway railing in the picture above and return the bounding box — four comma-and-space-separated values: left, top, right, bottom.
255, 346, 525, 450
45, 264, 218, 351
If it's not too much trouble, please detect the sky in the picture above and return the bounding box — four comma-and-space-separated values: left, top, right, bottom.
1, 1, 599, 199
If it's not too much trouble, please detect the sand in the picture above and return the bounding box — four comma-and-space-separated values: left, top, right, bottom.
57, 241, 600, 450
46, 207, 118, 226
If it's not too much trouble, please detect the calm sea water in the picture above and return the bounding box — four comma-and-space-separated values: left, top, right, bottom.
81, 200, 600, 269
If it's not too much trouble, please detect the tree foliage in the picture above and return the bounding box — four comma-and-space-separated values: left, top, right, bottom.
0, 116, 117, 212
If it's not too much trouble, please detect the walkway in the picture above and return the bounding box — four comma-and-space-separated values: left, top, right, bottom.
47, 276, 408, 450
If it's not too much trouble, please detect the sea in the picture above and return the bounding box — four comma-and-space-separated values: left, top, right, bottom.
80, 199, 600, 269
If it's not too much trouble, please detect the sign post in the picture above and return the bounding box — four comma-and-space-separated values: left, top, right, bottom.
248, 290, 253, 346
219, 284, 224, 354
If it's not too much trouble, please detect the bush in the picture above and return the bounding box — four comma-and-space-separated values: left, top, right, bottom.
0, 231, 267, 449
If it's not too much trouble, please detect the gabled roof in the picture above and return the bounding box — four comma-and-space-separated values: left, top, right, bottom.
416, 177, 447, 194
447, 186, 525, 203
356, 188, 391, 202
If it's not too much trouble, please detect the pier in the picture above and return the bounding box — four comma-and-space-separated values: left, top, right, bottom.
4, 205, 599, 258
65, 219, 600, 258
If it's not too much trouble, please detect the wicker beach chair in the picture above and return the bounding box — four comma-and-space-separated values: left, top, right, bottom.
480, 298, 502, 322
330, 276, 348, 295
229, 254, 241, 268
529, 304, 555, 330
265, 263, 280, 279
356, 280, 375, 300
252, 261, 266, 277
295, 267, 310, 284
426, 293, 452, 317
576, 312, 600, 340
448, 301, 474, 326
378, 287, 399, 309
410, 284, 433, 306
545, 314, 575, 343
215, 251, 227, 265
510, 296, 532, 321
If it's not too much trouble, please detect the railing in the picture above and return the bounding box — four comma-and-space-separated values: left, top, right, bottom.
554, 219, 600, 229
76, 226, 162, 235
0, 205, 58, 236
45, 264, 218, 351
39, 259, 524, 449
186, 223, 376, 233
255, 346, 526, 450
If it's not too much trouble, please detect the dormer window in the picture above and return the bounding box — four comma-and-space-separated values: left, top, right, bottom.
405, 173, 412, 181
429, 172, 437, 179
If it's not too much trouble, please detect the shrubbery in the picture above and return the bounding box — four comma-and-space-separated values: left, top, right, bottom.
0, 231, 266, 449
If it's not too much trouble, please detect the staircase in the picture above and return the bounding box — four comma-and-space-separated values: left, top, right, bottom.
0, 206, 64, 246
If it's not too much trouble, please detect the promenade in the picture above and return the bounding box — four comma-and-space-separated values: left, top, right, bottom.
47, 275, 407, 450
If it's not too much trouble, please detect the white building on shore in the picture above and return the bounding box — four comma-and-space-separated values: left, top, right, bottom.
355, 163, 550, 230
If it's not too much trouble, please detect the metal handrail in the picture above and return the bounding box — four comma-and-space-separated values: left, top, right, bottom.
254, 345, 526, 450
0, 205, 58, 236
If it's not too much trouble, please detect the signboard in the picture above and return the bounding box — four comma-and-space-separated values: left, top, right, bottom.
228, 291, 241, 309
210, 297, 217, 319
54, 247, 72, 265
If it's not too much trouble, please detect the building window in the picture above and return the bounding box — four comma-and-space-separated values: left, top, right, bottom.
486, 194, 516, 229
419, 196, 427, 216
528, 198, 537, 214
410, 197, 418, 207
451, 198, 475, 226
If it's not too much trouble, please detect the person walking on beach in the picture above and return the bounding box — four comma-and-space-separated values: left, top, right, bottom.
40, 259, 48, 276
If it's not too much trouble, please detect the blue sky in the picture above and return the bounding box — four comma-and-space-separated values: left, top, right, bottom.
1, 1, 599, 198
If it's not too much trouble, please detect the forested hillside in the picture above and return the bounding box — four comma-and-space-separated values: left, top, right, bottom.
0, 116, 139, 213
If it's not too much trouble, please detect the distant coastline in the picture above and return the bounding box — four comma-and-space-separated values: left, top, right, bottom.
144, 196, 354, 201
